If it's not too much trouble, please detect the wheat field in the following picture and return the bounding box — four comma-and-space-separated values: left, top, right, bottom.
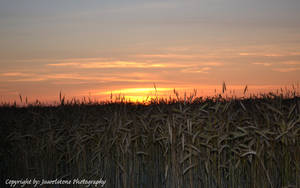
1, 90, 299, 188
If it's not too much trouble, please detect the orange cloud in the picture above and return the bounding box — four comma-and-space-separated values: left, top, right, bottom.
47, 61, 177, 69
181, 67, 212, 73
263, 54, 284, 57
133, 53, 217, 60
289, 52, 300, 56
7, 77, 47, 82
200, 62, 223, 66
47, 63, 80, 67
135, 54, 196, 59
252, 62, 272, 66
282, 61, 300, 65
1, 72, 32, 77
15, 57, 109, 63
272, 68, 300, 72
239, 52, 254, 56
239, 52, 284, 57
45, 74, 81, 79
1, 71, 174, 85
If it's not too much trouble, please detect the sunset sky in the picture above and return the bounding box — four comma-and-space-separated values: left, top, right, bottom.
1, 0, 300, 103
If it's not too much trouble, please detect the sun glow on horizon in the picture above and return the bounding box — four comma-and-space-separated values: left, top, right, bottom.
1, 83, 299, 105
92, 84, 300, 102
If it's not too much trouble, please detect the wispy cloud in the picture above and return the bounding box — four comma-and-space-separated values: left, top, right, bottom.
282, 61, 300, 65
240, 52, 284, 57
135, 54, 195, 59
47, 61, 178, 69
14, 57, 110, 63
252, 61, 300, 70
263, 54, 284, 57
289, 52, 300, 56
272, 67, 300, 72
181, 67, 212, 73
47, 63, 80, 67
47, 60, 223, 71
1, 71, 173, 85
7, 77, 47, 82
239, 52, 254, 56
252, 62, 272, 66
1, 72, 81, 82
79, 61, 164, 69
1, 72, 32, 77
45, 74, 81, 79
133, 54, 217, 59
200, 62, 223, 66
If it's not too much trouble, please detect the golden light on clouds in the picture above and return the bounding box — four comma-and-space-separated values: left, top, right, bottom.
47, 61, 179, 69
1, 50, 300, 103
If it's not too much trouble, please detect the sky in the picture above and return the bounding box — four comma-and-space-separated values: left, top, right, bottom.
1, 0, 300, 103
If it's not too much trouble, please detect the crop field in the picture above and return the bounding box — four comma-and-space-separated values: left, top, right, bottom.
1, 91, 299, 188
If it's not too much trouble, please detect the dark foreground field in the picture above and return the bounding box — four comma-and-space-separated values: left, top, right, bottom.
1, 95, 299, 188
